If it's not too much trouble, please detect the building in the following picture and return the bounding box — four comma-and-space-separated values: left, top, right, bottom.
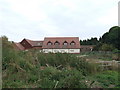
80, 45, 95, 52
14, 37, 81, 53
14, 38, 43, 50
42, 37, 80, 53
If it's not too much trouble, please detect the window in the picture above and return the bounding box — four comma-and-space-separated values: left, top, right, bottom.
54, 41, 60, 45
48, 43, 52, 45
47, 41, 52, 45
63, 41, 68, 45
70, 41, 75, 45
37, 43, 41, 45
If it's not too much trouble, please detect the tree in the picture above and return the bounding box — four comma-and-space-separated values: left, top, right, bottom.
81, 26, 120, 51
80, 37, 99, 45
101, 26, 120, 50
100, 44, 115, 51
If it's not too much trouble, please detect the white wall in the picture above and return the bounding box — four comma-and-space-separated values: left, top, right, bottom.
68, 49, 80, 53
43, 49, 80, 53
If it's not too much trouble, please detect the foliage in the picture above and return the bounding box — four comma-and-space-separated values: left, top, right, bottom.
100, 44, 115, 51
81, 26, 120, 51
80, 37, 99, 45
101, 26, 120, 50
2, 36, 119, 88
94, 71, 119, 88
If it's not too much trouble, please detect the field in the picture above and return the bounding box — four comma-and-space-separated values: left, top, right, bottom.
1, 37, 119, 88
2, 45, 120, 88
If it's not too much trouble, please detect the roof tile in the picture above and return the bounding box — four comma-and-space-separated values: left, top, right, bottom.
14, 43, 25, 50
25, 39, 43, 46
42, 37, 80, 49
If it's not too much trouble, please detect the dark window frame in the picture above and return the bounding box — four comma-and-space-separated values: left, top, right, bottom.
47, 41, 52, 45
63, 41, 68, 45
70, 41, 76, 45
54, 41, 60, 45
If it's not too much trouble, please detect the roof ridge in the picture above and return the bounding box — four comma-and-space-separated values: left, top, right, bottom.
32, 40, 43, 42
45, 37, 79, 38
44, 37, 79, 38
14, 43, 25, 50
25, 39, 33, 41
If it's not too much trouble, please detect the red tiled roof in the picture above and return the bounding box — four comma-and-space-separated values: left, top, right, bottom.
31, 41, 43, 47
25, 39, 43, 47
42, 37, 80, 49
80, 45, 95, 48
14, 43, 25, 50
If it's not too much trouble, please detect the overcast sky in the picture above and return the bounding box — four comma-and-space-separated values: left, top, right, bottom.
0, 0, 119, 42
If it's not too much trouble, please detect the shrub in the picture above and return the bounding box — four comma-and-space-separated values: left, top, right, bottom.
94, 71, 118, 88
2, 36, 119, 88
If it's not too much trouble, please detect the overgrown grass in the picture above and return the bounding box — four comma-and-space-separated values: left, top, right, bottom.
2, 37, 119, 88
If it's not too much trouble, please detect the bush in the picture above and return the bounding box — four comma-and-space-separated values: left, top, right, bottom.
94, 71, 118, 88
2, 36, 119, 88
100, 44, 115, 51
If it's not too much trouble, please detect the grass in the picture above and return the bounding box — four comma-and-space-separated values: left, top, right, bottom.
2, 38, 120, 88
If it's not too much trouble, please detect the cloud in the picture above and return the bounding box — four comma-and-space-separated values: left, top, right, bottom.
97, 6, 118, 26
0, 0, 119, 41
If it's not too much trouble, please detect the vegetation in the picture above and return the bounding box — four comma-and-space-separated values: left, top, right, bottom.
2, 36, 119, 88
100, 26, 120, 50
80, 37, 99, 45
80, 26, 120, 51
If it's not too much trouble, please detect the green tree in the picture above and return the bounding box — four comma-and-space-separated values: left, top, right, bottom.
100, 44, 115, 51
80, 37, 99, 45
101, 26, 120, 50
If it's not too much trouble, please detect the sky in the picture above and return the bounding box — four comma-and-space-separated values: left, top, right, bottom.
0, 0, 119, 42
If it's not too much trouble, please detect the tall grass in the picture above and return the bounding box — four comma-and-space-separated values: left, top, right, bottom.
2, 37, 119, 88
